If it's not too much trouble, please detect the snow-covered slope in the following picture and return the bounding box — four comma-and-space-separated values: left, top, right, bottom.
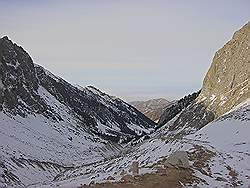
46, 100, 249, 187
0, 36, 155, 187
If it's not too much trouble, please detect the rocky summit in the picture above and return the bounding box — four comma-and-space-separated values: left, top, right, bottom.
0, 36, 155, 143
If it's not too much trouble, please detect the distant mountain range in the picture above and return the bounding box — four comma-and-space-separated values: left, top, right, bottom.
0, 22, 249, 187
130, 98, 173, 122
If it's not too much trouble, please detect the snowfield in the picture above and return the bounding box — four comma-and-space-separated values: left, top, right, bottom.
36, 100, 250, 188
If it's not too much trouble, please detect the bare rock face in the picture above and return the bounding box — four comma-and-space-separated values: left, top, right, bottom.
198, 22, 249, 117
158, 22, 249, 136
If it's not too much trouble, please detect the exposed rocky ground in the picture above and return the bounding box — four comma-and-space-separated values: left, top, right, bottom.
50, 102, 250, 188
198, 22, 249, 117
130, 98, 172, 122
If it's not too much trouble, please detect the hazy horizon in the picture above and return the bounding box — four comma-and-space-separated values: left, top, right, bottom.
1, 0, 249, 101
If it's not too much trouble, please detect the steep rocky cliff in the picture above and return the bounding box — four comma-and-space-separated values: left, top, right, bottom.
158, 22, 249, 136
0, 36, 155, 143
197, 22, 249, 117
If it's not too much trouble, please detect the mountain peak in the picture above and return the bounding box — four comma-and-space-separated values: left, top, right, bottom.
1, 36, 9, 41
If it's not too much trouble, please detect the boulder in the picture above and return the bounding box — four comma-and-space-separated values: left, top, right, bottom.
164, 151, 190, 168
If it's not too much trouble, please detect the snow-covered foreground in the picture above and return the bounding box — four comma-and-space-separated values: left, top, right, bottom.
0, 86, 123, 187
44, 100, 250, 188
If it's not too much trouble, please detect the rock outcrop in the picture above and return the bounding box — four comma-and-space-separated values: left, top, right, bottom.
0, 36, 155, 187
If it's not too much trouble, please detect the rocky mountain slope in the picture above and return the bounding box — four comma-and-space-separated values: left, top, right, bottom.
157, 91, 200, 128
0, 36, 155, 187
157, 22, 249, 136
197, 22, 249, 117
130, 98, 172, 122
37, 22, 250, 187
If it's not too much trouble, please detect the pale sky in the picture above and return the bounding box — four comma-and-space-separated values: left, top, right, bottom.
0, 0, 249, 101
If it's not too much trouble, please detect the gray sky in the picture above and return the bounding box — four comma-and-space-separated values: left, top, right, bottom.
0, 0, 249, 101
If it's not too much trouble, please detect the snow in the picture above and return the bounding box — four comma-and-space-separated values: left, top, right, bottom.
1, 65, 249, 187
0, 86, 122, 187
186, 103, 250, 187
43, 99, 250, 188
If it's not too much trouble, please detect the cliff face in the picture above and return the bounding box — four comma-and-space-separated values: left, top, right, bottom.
158, 22, 249, 136
198, 22, 249, 117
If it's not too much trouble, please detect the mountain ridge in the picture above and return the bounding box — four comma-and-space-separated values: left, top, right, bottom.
0, 36, 155, 187
130, 98, 172, 122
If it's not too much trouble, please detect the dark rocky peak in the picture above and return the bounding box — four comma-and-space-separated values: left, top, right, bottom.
0, 36, 45, 114
1, 36, 9, 40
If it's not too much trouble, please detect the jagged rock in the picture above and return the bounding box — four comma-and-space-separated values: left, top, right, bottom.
0, 36, 156, 187
107, 176, 115, 180
164, 151, 189, 169
60, 22, 250, 188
